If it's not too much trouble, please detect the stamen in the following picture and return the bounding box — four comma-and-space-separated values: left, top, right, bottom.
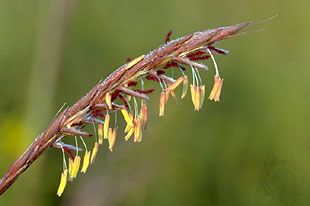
159, 92, 166, 116
121, 109, 134, 127
199, 85, 206, 109
104, 114, 110, 139
71, 155, 81, 179
57, 169, 68, 196
124, 111, 134, 133
79, 137, 91, 173
90, 142, 99, 164
209, 76, 223, 101
165, 76, 185, 93
134, 118, 142, 142
124, 127, 134, 141
181, 76, 188, 99
108, 128, 117, 151
81, 150, 91, 173
98, 123, 104, 145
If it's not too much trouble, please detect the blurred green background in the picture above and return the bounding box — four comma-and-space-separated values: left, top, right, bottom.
0, 0, 309, 205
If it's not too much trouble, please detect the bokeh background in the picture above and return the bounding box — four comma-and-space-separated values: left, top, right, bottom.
0, 0, 309, 205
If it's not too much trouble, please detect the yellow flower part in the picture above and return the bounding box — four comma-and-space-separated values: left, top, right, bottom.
98, 123, 103, 145
199, 85, 206, 109
121, 109, 134, 127
140, 103, 148, 129
68, 159, 74, 180
209, 76, 223, 101
105, 92, 112, 109
194, 86, 200, 111
159, 92, 166, 116
104, 114, 110, 139
124, 111, 134, 132
134, 118, 142, 142
124, 127, 134, 141
181, 76, 188, 99
70, 156, 81, 179
165, 76, 185, 93
190, 84, 196, 109
108, 128, 117, 151
57, 169, 68, 196
81, 151, 91, 173
90, 142, 99, 164
164, 91, 170, 103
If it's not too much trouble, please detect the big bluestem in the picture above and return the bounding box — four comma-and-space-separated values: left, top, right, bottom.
0, 22, 249, 196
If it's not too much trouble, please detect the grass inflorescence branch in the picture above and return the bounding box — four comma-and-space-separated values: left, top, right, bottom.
0, 22, 249, 196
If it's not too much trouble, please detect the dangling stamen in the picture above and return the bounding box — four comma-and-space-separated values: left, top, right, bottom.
209, 76, 223, 101
108, 128, 117, 151
190, 66, 201, 110
121, 109, 134, 127
165, 76, 185, 94
199, 85, 206, 109
70, 137, 81, 179
90, 142, 99, 164
207, 49, 224, 101
79, 137, 91, 173
104, 113, 110, 139
140, 101, 148, 129
159, 92, 166, 116
181, 76, 188, 99
124, 111, 134, 133
134, 118, 142, 142
98, 123, 104, 145
57, 147, 68, 196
